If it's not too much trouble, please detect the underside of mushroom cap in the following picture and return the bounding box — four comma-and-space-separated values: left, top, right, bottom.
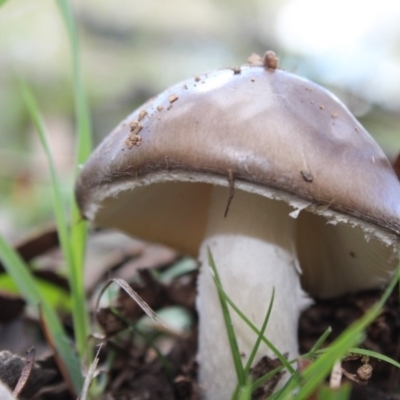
76, 62, 400, 298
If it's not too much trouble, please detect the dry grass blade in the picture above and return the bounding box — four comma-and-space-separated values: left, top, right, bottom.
12, 347, 35, 397
329, 360, 342, 389
78, 344, 102, 400
38, 305, 77, 396
96, 278, 167, 329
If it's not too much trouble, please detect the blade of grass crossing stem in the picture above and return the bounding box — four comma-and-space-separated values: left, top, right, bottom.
244, 288, 275, 375
0, 236, 83, 393
21, 84, 88, 372
211, 275, 293, 374
237, 376, 253, 400
279, 267, 400, 400
232, 289, 277, 398
207, 248, 246, 388
256, 367, 301, 400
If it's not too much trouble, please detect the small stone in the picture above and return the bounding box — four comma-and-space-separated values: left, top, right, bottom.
169, 94, 179, 103
263, 51, 279, 70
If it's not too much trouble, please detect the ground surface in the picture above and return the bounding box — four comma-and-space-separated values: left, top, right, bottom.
0, 229, 400, 399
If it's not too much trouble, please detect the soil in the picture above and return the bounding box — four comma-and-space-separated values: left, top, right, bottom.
0, 229, 400, 399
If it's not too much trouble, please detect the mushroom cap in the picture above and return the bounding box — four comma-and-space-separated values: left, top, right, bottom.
76, 62, 400, 298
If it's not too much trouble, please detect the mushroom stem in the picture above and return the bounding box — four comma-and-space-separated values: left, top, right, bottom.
197, 187, 311, 399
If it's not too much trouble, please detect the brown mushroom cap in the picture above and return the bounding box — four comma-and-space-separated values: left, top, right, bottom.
76, 63, 400, 298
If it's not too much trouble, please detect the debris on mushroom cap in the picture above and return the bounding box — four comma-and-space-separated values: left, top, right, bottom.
129, 121, 141, 133
76, 56, 400, 298
125, 134, 141, 149
138, 109, 148, 121
263, 50, 279, 70
169, 94, 179, 103
247, 53, 263, 66
125, 121, 142, 149
300, 170, 313, 183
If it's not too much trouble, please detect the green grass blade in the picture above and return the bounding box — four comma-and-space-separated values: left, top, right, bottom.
207, 249, 246, 388
349, 347, 400, 369
214, 279, 294, 374
232, 288, 279, 399
55, 0, 91, 165
0, 274, 71, 312
306, 326, 332, 357
244, 288, 275, 376
317, 384, 352, 400
0, 235, 83, 393
237, 376, 253, 400
55, 0, 92, 365
19, 84, 71, 263
20, 83, 89, 373
279, 266, 399, 400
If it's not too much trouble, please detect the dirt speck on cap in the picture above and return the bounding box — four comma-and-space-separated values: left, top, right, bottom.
125, 135, 142, 149
157, 105, 164, 112
125, 121, 142, 149
169, 94, 179, 103
301, 170, 313, 182
319, 105, 324, 110
183, 84, 188, 90
194, 76, 201, 82
331, 113, 338, 118
247, 53, 263, 66
263, 51, 279, 70
231, 66, 241, 74
129, 121, 141, 133
138, 109, 148, 122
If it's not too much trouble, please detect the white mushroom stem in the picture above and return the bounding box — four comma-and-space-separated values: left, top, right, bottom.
197, 186, 312, 399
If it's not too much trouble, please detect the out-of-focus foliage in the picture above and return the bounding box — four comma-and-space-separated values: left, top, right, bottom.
0, 0, 399, 236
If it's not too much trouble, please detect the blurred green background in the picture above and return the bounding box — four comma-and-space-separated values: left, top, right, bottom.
0, 0, 399, 239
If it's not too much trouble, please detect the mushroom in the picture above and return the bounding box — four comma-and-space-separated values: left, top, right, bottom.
75, 52, 400, 399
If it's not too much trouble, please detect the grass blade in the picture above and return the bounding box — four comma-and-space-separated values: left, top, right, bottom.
244, 288, 275, 376
278, 266, 400, 400
0, 235, 83, 393
55, 0, 91, 165
212, 276, 294, 374
20, 83, 88, 379
306, 326, 332, 357
317, 384, 352, 400
54, 0, 92, 363
207, 249, 246, 388
349, 347, 400, 369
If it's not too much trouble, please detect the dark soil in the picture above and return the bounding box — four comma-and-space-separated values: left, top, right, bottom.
1, 229, 400, 399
